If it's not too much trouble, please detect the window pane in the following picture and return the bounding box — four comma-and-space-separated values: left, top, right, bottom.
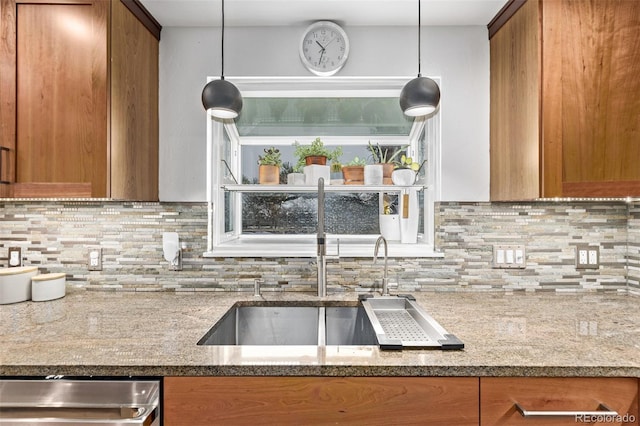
224, 191, 235, 233
241, 193, 383, 235
236, 97, 412, 137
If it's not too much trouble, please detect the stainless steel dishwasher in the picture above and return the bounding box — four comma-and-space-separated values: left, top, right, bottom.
0, 378, 160, 425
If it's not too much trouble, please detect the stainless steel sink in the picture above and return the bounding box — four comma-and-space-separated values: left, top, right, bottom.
197, 302, 377, 346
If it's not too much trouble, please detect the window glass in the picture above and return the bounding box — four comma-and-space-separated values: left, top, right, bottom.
236, 97, 412, 137
241, 193, 381, 235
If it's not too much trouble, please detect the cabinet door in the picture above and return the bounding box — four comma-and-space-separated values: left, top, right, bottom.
481, 377, 639, 426
164, 376, 479, 425
489, 0, 540, 201
110, 0, 158, 200
14, 1, 108, 197
542, 0, 640, 197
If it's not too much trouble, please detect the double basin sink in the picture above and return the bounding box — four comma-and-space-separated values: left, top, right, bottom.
198, 296, 463, 350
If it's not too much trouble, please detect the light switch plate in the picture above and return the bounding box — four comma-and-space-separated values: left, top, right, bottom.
493, 244, 526, 269
8, 247, 22, 267
88, 248, 102, 271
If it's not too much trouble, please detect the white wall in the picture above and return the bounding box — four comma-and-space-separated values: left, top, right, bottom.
158, 25, 489, 201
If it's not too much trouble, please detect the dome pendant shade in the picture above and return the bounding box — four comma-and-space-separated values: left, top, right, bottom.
202, 79, 243, 119
399, 76, 440, 117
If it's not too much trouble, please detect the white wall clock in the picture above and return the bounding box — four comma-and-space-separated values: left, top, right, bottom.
299, 21, 350, 76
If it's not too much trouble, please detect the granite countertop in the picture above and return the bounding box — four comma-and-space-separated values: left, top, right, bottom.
1, 289, 638, 377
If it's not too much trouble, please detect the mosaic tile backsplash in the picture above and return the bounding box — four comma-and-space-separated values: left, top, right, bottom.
0, 200, 637, 293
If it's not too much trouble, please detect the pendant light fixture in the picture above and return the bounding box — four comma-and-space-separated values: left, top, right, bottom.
399, 0, 440, 117
201, 0, 243, 119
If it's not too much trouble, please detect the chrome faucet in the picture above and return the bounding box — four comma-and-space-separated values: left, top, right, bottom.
317, 178, 327, 297
373, 236, 389, 295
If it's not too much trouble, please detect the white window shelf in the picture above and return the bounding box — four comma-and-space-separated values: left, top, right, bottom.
221, 184, 426, 193
203, 236, 444, 258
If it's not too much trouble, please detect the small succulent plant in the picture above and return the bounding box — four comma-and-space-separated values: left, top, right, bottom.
394, 154, 420, 171
346, 156, 367, 166
368, 142, 407, 164
257, 147, 282, 167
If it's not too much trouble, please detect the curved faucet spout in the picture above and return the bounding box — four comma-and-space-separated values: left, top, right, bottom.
373, 236, 389, 295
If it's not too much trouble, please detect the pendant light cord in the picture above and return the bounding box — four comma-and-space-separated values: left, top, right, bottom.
221, 0, 225, 80
417, 0, 421, 77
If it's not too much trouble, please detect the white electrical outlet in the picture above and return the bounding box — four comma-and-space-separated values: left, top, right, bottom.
8, 247, 22, 267
88, 248, 102, 271
576, 244, 599, 269
579, 249, 588, 265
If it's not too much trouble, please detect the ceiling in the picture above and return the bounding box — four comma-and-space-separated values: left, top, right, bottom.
139, 0, 509, 28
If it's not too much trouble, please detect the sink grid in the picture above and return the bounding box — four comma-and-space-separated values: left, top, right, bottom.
375, 311, 431, 342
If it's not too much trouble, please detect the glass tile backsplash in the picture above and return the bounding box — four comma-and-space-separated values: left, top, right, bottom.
0, 200, 637, 294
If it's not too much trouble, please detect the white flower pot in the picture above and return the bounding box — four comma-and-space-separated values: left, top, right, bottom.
391, 169, 416, 186
304, 165, 330, 185
364, 164, 383, 185
287, 173, 305, 185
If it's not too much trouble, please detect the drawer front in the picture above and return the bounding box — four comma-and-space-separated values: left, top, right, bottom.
165, 376, 479, 426
481, 377, 638, 426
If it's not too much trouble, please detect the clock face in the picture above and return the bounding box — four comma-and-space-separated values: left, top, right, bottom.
299, 21, 350, 76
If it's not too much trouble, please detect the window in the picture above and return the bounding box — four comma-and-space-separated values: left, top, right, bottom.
205, 77, 441, 257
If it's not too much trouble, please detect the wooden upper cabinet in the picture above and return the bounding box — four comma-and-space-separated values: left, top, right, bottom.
490, 0, 640, 200
0, 0, 160, 200
15, 2, 108, 198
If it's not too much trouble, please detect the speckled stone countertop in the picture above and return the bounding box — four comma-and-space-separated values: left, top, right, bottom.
1, 290, 638, 377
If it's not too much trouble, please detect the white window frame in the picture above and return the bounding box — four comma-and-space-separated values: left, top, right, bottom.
205, 77, 442, 258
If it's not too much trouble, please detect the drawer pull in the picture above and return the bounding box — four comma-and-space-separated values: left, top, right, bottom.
515, 403, 618, 418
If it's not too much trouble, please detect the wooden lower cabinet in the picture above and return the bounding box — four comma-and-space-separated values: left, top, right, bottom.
480, 377, 639, 426
163, 376, 479, 426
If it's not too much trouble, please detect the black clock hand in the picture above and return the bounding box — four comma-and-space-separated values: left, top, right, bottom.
315, 40, 325, 50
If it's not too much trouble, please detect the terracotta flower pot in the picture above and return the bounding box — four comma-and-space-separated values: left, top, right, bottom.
305, 155, 327, 166
342, 165, 364, 185
259, 165, 280, 185
379, 163, 395, 185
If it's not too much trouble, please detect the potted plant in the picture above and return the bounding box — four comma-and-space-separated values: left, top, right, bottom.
342, 156, 366, 185
368, 142, 408, 185
257, 147, 282, 185
293, 137, 342, 169
392, 154, 420, 186
330, 162, 343, 184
